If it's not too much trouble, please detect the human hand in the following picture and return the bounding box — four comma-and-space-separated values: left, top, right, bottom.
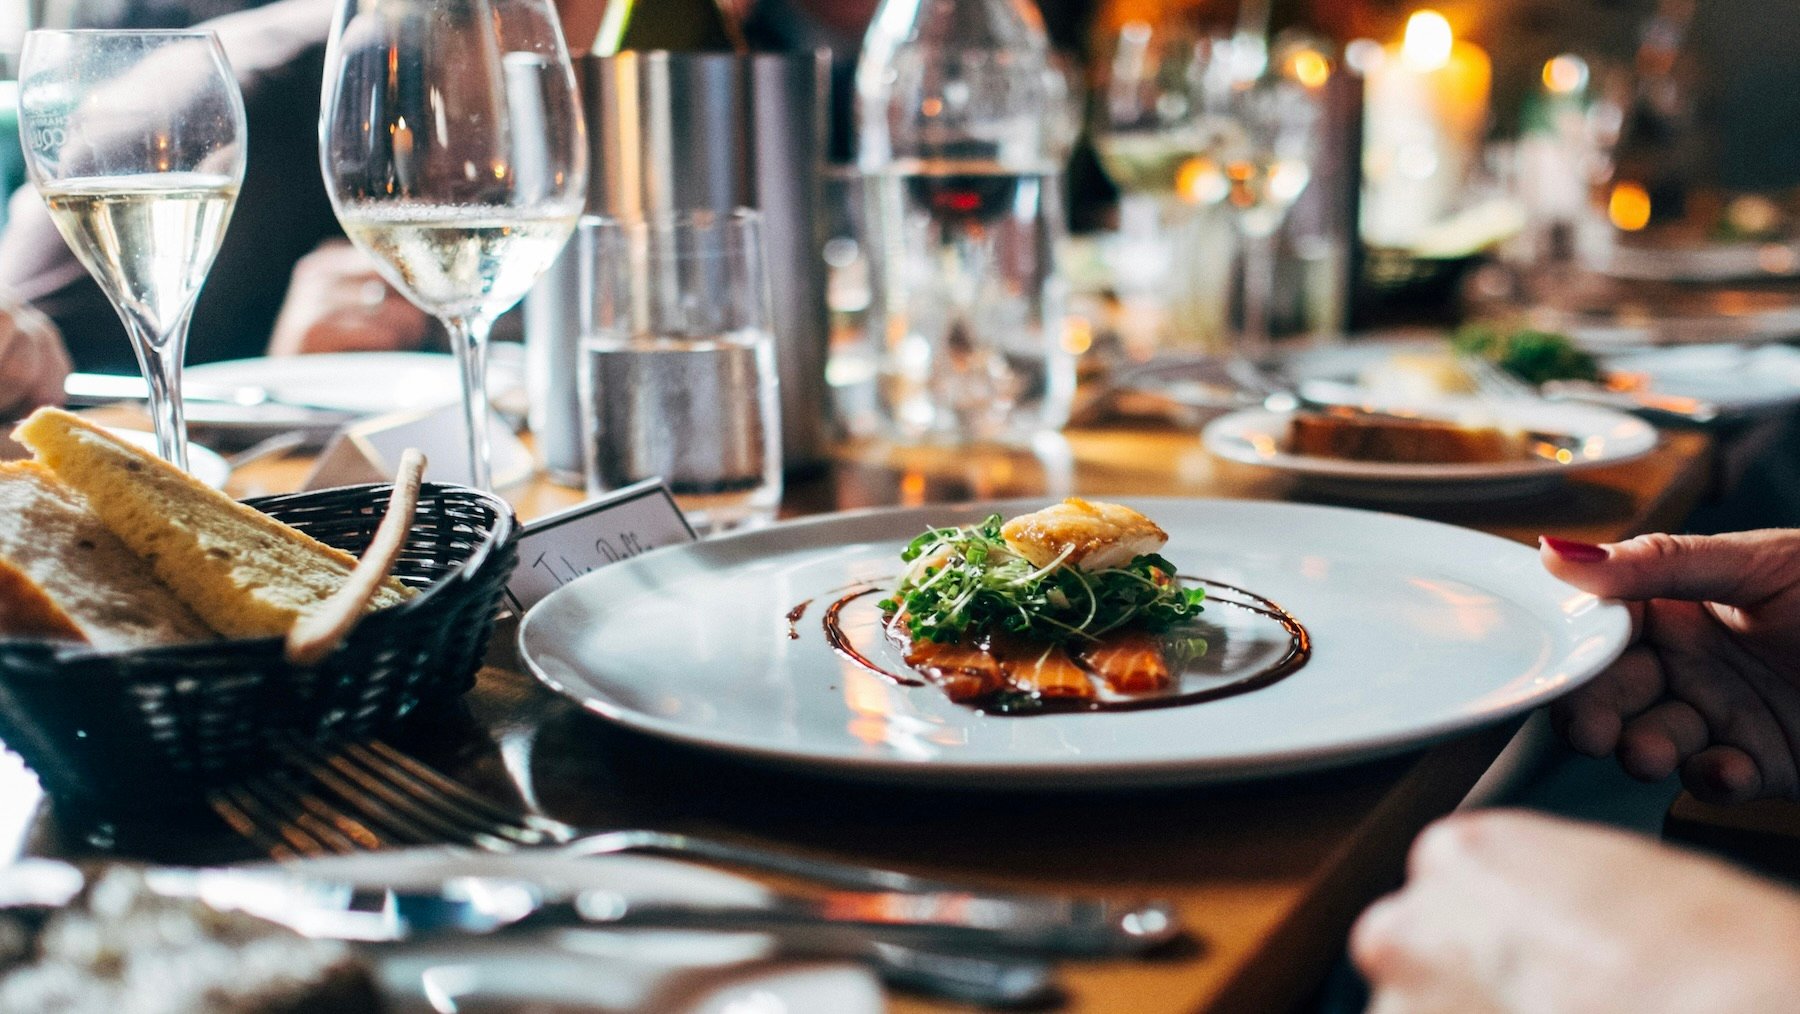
1351, 810, 1800, 1014
1541, 531, 1800, 803
549, 0, 604, 55
266, 241, 432, 357
0, 292, 73, 419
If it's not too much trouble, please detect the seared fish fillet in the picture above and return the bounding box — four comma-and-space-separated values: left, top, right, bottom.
1000, 498, 1168, 571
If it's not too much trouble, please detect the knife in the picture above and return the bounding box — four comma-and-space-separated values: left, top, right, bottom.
142, 867, 1181, 957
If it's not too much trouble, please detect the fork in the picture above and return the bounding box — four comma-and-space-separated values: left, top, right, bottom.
210, 735, 1179, 952
209, 739, 1079, 1007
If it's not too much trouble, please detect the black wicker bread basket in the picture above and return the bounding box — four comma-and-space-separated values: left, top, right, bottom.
0, 481, 518, 811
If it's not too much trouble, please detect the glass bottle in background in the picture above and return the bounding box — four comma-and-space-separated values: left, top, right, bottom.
1602, 0, 1702, 235
855, 0, 1076, 445
593, 0, 746, 55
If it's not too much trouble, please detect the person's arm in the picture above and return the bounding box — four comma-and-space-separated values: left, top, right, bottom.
0, 291, 72, 419
1352, 810, 1800, 1013
0, 0, 342, 372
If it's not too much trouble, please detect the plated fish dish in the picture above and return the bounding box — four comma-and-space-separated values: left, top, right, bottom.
818, 499, 1310, 715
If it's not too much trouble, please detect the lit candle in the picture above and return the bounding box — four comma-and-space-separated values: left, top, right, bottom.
1360, 10, 1493, 248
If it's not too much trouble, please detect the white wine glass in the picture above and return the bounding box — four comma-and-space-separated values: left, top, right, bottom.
320, 0, 587, 490
1214, 72, 1318, 361
16, 29, 246, 471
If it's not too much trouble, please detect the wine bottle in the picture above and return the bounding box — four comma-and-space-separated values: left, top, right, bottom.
594, 0, 746, 55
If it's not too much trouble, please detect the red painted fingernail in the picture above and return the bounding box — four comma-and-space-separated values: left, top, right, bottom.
1540, 536, 1608, 563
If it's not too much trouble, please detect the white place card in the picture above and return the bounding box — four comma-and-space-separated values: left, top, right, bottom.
505, 478, 697, 612
304, 402, 534, 491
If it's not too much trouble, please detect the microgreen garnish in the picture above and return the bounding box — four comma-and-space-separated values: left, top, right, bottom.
881, 514, 1205, 644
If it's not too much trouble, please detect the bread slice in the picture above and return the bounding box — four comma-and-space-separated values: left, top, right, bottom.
0, 462, 215, 648
14, 409, 413, 639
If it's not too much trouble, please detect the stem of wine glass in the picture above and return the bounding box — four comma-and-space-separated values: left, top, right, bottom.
1238, 225, 1278, 363
129, 317, 190, 472
444, 314, 495, 492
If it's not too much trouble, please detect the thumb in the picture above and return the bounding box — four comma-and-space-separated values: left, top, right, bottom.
1540, 531, 1800, 606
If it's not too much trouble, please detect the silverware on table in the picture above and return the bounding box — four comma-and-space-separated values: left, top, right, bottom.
209, 735, 1179, 957
142, 864, 1057, 1007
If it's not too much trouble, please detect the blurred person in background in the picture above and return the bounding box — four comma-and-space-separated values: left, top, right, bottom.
0, 0, 430, 373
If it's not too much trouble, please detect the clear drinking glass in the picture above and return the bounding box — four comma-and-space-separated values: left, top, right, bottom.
1091, 26, 1242, 355
578, 211, 782, 535
1214, 72, 1319, 360
319, 0, 587, 491
16, 30, 246, 471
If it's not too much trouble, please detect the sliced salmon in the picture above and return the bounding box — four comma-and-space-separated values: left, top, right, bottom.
990, 635, 1096, 699
1075, 629, 1173, 693
890, 617, 1005, 702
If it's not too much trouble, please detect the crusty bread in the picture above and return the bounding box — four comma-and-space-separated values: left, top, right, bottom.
1287, 411, 1527, 465
14, 409, 413, 639
0, 462, 215, 648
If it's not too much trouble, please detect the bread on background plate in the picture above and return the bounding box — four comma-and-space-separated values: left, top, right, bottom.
0, 462, 214, 649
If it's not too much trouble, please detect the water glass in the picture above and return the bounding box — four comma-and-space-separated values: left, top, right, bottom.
577, 211, 782, 534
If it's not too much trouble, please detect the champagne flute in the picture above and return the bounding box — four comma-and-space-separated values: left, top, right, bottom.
320, 0, 587, 490
1212, 69, 1318, 361
16, 30, 246, 471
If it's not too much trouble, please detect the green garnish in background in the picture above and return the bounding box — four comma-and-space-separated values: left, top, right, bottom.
1451, 324, 1601, 386
877, 515, 1206, 645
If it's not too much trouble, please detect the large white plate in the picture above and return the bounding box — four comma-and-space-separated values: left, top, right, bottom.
1202, 398, 1658, 502
519, 498, 1629, 789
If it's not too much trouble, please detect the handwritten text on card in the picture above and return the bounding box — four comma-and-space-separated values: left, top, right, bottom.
505, 479, 696, 611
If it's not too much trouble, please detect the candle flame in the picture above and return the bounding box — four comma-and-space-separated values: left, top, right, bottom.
1401, 11, 1454, 72
1609, 182, 1653, 231
1291, 49, 1332, 89
1542, 54, 1589, 95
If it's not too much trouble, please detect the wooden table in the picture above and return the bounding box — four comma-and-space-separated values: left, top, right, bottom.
2, 422, 1717, 1013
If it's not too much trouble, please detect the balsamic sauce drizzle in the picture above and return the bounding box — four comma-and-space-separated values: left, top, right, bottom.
785, 598, 813, 640
808, 577, 1312, 714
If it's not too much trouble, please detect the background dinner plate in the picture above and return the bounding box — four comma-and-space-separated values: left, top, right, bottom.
1201, 399, 1658, 502
113, 429, 231, 489
519, 498, 1629, 789
187, 351, 466, 416
1280, 337, 1800, 419
184, 347, 527, 433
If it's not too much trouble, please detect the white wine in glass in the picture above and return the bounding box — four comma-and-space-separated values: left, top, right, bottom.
320, 0, 587, 490
17, 31, 246, 471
